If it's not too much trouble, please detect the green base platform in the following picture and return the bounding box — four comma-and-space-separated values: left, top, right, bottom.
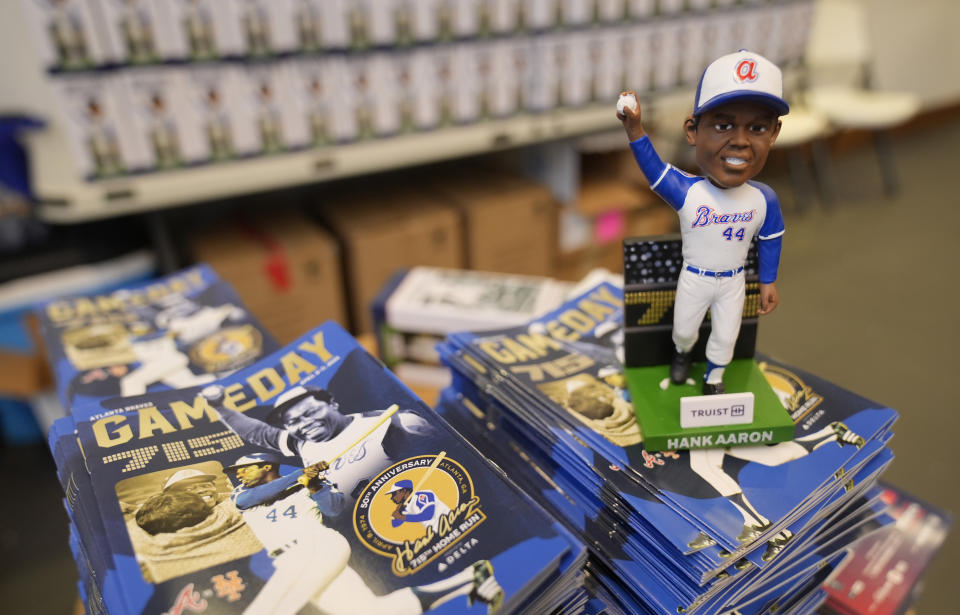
624, 359, 795, 452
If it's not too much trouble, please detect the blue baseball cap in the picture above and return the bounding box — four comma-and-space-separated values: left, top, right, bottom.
386, 479, 414, 494
226, 452, 283, 470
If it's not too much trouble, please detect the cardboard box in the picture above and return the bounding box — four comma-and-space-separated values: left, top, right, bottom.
555, 241, 623, 281
557, 164, 677, 282
321, 189, 463, 334
191, 212, 346, 344
431, 170, 558, 277
555, 200, 678, 282
580, 147, 652, 192
0, 348, 51, 399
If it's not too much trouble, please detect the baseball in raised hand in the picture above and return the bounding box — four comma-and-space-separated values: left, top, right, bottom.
616, 90, 645, 141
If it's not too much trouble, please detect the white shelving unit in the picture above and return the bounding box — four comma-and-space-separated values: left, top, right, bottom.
27, 105, 619, 223
0, 0, 815, 224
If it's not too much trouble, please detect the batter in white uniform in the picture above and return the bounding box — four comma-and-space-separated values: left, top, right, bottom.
210, 385, 435, 517
618, 50, 787, 395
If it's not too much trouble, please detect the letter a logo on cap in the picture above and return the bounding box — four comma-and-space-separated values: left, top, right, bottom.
735, 60, 759, 83
693, 50, 789, 116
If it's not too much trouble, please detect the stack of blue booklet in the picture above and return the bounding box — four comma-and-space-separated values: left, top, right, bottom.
41, 266, 590, 615
437, 280, 902, 615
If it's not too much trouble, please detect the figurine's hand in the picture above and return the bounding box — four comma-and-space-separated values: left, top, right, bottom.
758, 283, 779, 315
616, 90, 645, 141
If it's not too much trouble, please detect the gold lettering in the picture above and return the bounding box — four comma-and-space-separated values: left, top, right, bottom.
93, 416, 133, 448
95, 295, 125, 313
138, 406, 177, 438
577, 298, 615, 321
546, 320, 577, 342
73, 298, 98, 318
185, 269, 205, 289
479, 341, 515, 364
500, 338, 541, 362
167, 279, 189, 295
298, 331, 333, 362
170, 396, 218, 429
514, 333, 562, 356
558, 309, 594, 334
249, 368, 285, 402
281, 352, 318, 385
223, 382, 256, 412
47, 301, 73, 322
145, 284, 169, 302
590, 285, 623, 309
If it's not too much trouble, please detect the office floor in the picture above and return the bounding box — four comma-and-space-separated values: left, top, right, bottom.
2, 118, 958, 614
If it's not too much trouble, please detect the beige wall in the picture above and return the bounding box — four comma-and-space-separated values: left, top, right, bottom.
813, 0, 960, 109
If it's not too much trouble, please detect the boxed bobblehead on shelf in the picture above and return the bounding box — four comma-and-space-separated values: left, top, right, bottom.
61, 320, 586, 615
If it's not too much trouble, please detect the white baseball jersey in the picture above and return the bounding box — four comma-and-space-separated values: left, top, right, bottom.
281, 414, 393, 497
232, 482, 329, 555
629, 135, 784, 281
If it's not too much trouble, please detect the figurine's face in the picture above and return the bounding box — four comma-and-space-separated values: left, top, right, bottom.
685, 101, 781, 189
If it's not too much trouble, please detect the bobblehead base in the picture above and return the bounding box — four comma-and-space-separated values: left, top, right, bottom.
624, 358, 795, 453
622, 235, 793, 452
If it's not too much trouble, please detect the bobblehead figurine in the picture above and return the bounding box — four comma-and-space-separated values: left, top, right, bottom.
618, 50, 787, 396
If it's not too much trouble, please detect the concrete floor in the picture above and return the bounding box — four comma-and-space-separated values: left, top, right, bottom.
2, 118, 957, 614
758, 119, 960, 615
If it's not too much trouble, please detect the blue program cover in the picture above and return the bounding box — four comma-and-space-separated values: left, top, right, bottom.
443, 282, 898, 556
36, 264, 280, 414
49, 415, 138, 615
73, 322, 573, 615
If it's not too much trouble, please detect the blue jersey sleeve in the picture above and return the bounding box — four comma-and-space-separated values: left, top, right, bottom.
750, 181, 785, 284
309, 482, 348, 518
629, 136, 698, 210
233, 471, 303, 510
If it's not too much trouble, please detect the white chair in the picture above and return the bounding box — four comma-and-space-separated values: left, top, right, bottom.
803, 0, 921, 196
772, 104, 835, 211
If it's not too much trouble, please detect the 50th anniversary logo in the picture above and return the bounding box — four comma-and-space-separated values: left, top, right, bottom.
353, 454, 486, 576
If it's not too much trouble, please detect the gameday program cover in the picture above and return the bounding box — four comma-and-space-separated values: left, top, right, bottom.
70, 321, 582, 614
37, 264, 280, 414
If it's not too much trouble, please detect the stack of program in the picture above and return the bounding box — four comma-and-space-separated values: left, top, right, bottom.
437, 280, 903, 615
40, 266, 592, 615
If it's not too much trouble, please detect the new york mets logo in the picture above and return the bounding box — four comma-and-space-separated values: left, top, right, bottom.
735, 59, 759, 83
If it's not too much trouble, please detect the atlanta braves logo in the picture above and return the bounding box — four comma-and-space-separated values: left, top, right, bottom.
163, 583, 208, 615
735, 59, 759, 83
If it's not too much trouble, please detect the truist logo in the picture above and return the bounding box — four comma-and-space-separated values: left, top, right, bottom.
691, 206, 756, 227
163, 584, 208, 615
735, 59, 759, 83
